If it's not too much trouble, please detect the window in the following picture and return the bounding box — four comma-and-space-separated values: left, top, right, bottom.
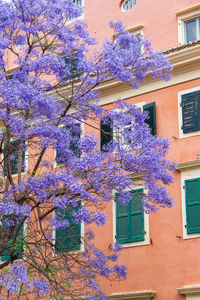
68, 0, 83, 21
55, 206, 81, 252
177, 5, 200, 45
121, 0, 136, 12
185, 17, 200, 43
181, 90, 200, 134
122, 102, 156, 142
143, 102, 156, 136
180, 166, 200, 240
1, 215, 24, 261
55, 123, 81, 164
3, 140, 26, 175
104, 102, 156, 151
116, 189, 144, 244
100, 118, 113, 152
61, 52, 81, 82
185, 178, 200, 234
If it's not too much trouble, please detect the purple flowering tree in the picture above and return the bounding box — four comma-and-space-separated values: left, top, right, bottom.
0, 0, 174, 298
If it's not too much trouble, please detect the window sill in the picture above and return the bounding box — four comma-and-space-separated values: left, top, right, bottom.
120, 238, 150, 248
109, 290, 156, 300
177, 285, 200, 300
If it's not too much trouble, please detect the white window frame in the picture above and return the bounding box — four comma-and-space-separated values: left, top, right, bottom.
66, 0, 84, 23
113, 101, 146, 149
184, 17, 200, 44
121, 0, 136, 12
178, 86, 200, 139
54, 121, 84, 168
0, 217, 27, 262
177, 6, 200, 45
181, 166, 200, 240
112, 185, 150, 248
52, 205, 85, 256
127, 24, 144, 37
2, 139, 28, 177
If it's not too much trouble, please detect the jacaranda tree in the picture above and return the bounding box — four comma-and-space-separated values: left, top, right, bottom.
0, 0, 174, 298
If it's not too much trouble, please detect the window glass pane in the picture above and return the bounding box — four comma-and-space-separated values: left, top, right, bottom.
74, 0, 82, 7
186, 19, 197, 43
199, 17, 200, 39
122, 0, 136, 11
3, 140, 26, 175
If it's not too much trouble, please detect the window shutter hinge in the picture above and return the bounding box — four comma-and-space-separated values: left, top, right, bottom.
183, 186, 185, 189
115, 235, 116, 239
180, 102, 183, 107
185, 225, 187, 228
181, 126, 183, 130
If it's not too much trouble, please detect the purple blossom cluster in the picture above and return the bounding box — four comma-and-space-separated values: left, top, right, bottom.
0, 0, 175, 298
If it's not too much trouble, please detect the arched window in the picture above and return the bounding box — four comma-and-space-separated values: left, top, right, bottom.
121, 0, 136, 11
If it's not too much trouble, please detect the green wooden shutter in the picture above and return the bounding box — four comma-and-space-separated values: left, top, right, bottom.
68, 123, 81, 157
185, 178, 200, 234
182, 91, 200, 133
6, 74, 13, 80
116, 194, 129, 243
100, 118, 113, 152
3, 141, 25, 175
116, 189, 144, 243
130, 189, 144, 242
55, 205, 81, 252
143, 102, 156, 135
1, 215, 24, 261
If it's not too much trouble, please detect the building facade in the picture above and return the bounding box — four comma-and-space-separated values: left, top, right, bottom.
82, 1, 200, 299
3, 0, 200, 299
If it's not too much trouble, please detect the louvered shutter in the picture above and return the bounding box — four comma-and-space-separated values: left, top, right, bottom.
116, 189, 144, 243
143, 102, 156, 135
100, 118, 113, 152
182, 91, 200, 133
1, 215, 24, 261
55, 205, 81, 252
129, 189, 144, 242
185, 179, 200, 234
116, 195, 129, 243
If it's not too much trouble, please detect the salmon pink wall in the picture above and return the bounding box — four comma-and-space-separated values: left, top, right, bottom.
90, 77, 200, 299
85, 0, 198, 51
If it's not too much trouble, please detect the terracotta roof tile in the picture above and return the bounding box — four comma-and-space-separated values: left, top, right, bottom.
164, 40, 200, 54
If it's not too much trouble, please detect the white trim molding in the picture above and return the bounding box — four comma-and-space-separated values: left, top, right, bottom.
177, 160, 200, 171
177, 285, 200, 300
109, 291, 156, 300
95, 44, 200, 107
